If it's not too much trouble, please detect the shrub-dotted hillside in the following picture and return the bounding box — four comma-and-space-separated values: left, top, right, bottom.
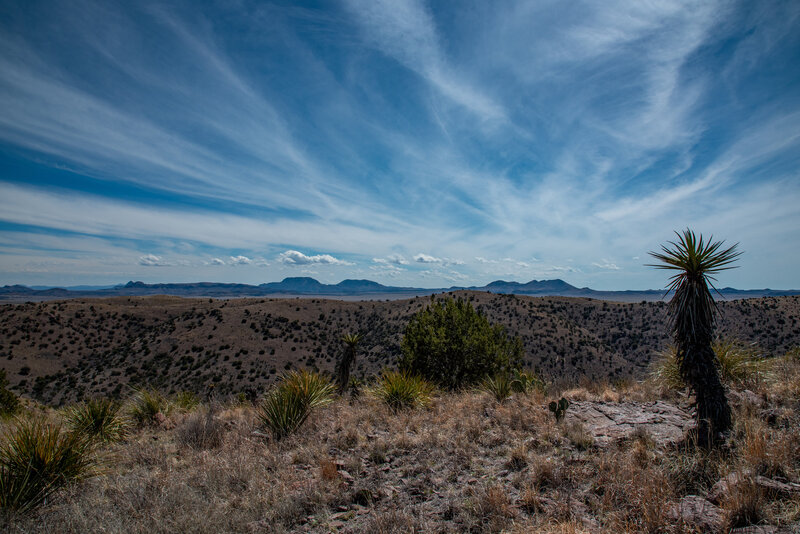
0, 292, 797, 405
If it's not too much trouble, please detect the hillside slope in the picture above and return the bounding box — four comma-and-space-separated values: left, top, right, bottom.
0, 292, 798, 405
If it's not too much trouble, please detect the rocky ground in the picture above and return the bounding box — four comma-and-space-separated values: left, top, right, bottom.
4, 360, 800, 533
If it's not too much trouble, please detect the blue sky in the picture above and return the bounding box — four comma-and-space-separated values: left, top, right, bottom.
1, 0, 799, 290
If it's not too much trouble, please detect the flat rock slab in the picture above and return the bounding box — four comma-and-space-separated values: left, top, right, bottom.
565, 400, 694, 446
667, 495, 725, 533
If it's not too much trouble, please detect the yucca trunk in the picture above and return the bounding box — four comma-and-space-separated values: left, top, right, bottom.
336, 334, 361, 395
678, 342, 731, 446
672, 273, 731, 446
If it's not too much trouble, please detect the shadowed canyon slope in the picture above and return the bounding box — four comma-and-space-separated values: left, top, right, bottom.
0, 292, 798, 405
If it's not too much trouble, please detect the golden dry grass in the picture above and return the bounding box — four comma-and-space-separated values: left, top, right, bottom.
1, 344, 799, 533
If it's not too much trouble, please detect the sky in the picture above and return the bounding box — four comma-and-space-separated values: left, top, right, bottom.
0, 0, 799, 290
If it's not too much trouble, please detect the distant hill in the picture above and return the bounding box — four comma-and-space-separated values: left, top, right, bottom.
1, 277, 798, 302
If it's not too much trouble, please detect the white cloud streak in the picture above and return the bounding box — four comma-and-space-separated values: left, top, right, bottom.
139, 254, 169, 266
278, 250, 353, 266
344, 0, 504, 122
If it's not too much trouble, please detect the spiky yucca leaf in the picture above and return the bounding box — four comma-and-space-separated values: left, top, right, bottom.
256, 370, 334, 440
649, 347, 684, 391
652, 341, 767, 391
64, 398, 128, 443
713, 340, 766, 387
479, 374, 514, 403
648, 229, 741, 343
0, 416, 95, 515
281, 369, 336, 410
371, 371, 434, 411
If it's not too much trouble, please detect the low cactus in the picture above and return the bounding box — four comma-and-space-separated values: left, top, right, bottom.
548, 397, 570, 421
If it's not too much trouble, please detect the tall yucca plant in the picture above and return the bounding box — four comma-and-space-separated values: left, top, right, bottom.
648, 229, 741, 447
336, 333, 362, 395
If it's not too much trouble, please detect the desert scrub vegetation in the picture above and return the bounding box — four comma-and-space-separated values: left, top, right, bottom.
172, 390, 200, 412
0, 355, 799, 532
399, 295, 523, 390
256, 369, 334, 439
510, 368, 547, 395
478, 373, 515, 403
175, 407, 225, 450
479, 369, 548, 404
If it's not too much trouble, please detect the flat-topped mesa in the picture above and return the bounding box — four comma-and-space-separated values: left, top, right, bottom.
480, 279, 578, 294
260, 277, 326, 292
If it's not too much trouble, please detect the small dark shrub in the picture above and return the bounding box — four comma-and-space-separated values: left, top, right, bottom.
0, 369, 19, 417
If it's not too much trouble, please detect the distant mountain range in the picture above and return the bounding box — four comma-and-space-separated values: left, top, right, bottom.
2, 277, 799, 302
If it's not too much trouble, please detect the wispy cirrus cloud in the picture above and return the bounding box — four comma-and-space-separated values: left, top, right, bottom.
343, 0, 504, 122
0, 1, 798, 289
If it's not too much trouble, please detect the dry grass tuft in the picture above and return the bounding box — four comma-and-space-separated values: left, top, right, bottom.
319, 458, 339, 481
174, 408, 225, 451
465, 483, 517, 533
722, 474, 766, 530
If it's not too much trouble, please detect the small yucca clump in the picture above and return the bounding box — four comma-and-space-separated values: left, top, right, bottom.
371, 371, 434, 412
172, 391, 200, 412
713, 339, 766, 387
649, 347, 684, 391
64, 398, 128, 443
510, 369, 546, 395
256, 370, 334, 440
479, 374, 514, 403
0, 415, 95, 515
650, 339, 766, 391
127, 388, 171, 426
